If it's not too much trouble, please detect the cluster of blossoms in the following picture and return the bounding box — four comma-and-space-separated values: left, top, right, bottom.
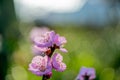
76, 67, 96, 80
28, 27, 67, 79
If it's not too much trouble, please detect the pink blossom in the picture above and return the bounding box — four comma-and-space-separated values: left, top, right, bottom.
31, 29, 67, 53
59, 48, 68, 53
29, 55, 52, 76
52, 53, 66, 72
54, 34, 67, 46
34, 31, 55, 47
29, 29, 68, 79
30, 27, 50, 42
32, 45, 50, 55
54, 34, 67, 53
76, 67, 96, 80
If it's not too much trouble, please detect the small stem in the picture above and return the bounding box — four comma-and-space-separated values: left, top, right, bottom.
42, 46, 55, 80
42, 75, 47, 80
85, 76, 89, 80
48, 47, 55, 57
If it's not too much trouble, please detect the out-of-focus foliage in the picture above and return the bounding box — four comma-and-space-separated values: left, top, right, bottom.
0, 0, 20, 80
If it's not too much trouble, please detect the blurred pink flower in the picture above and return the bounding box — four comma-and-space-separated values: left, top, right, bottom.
54, 34, 67, 53
29, 55, 52, 76
76, 67, 96, 80
30, 27, 50, 42
34, 31, 55, 47
54, 34, 67, 46
32, 45, 50, 55
52, 53, 66, 72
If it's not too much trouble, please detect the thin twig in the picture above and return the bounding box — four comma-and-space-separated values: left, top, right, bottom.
42, 46, 55, 80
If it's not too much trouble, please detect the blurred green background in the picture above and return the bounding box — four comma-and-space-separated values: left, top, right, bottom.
1, 0, 120, 80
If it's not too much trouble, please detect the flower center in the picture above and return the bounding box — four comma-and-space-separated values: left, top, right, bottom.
39, 65, 46, 72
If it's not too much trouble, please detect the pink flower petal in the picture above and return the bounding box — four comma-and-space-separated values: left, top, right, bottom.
60, 48, 68, 53
52, 53, 66, 72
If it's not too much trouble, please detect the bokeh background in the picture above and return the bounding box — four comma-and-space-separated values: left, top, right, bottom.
0, 0, 120, 80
